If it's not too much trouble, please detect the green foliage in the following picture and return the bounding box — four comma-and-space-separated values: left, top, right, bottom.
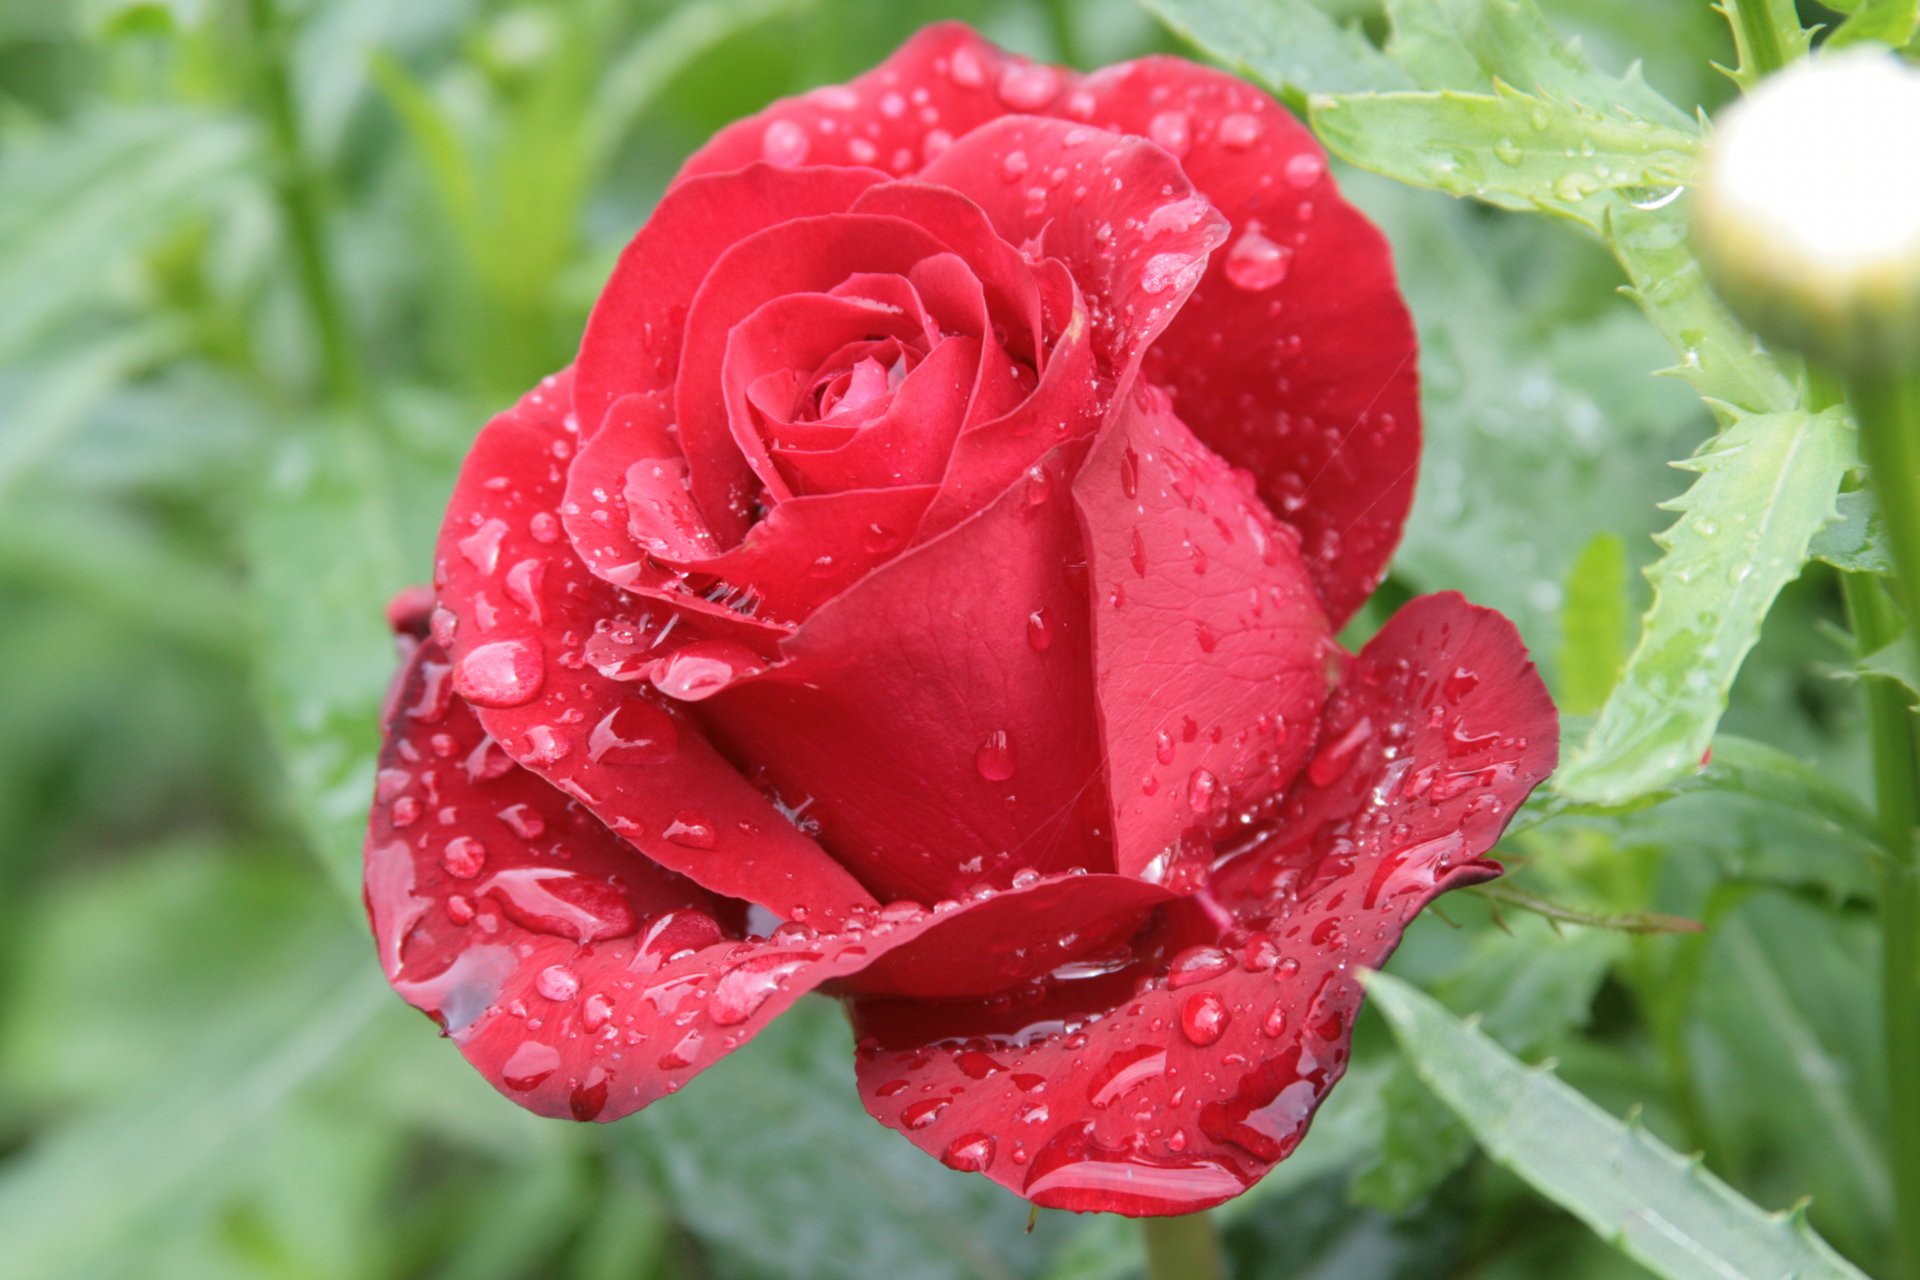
1556, 408, 1853, 802
1364, 970, 1872, 1280
1559, 533, 1632, 714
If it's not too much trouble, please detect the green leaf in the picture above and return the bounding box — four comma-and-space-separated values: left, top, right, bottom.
1811, 490, 1893, 577
1606, 201, 1797, 415
1384, 0, 1695, 127
1138, 0, 1410, 110
1307, 87, 1697, 219
1362, 969, 1873, 1280
1555, 408, 1853, 803
1857, 630, 1920, 706
1559, 532, 1632, 714
1514, 733, 1883, 860
1826, 0, 1920, 48
1688, 892, 1890, 1261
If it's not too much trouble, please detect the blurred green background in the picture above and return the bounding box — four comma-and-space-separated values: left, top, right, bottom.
0, 1, 1888, 1277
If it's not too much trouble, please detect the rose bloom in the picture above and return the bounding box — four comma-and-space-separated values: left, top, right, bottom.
366, 23, 1556, 1216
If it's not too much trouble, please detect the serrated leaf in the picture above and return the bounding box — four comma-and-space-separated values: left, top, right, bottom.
1811, 490, 1893, 577
1308, 87, 1697, 219
1559, 532, 1632, 714
1555, 408, 1852, 803
1384, 0, 1694, 127
1857, 630, 1920, 706
1605, 201, 1796, 415
1513, 733, 1883, 859
1362, 970, 1873, 1280
1138, 0, 1409, 110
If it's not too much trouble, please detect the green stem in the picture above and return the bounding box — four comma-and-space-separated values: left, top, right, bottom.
1142, 1212, 1224, 1280
243, 0, 368, 410
1841, 361, 1920, 1280
1720, 0, 1798, 81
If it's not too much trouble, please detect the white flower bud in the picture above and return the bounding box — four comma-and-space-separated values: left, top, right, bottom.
1695, 49, 1920, 372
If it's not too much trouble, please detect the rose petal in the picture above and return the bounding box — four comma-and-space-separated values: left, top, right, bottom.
914, 115, 1229, 383
1073, 385, 1332, 887
699, 445, 1110, 904
676, 23, 1033, 185
575, 162, 888, 447
850, 592, 1557, 1214
1081, 57, 1421, 626
434, 372, 875, 922
371, 650, 1184, 1123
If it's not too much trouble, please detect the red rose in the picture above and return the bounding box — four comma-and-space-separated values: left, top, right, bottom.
366, 23, 1556, 1216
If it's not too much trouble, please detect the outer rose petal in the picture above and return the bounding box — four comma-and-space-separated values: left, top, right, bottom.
1073, 385, 1331, 886
1080, 57, 1421, 626
677, 23, 1043, 184
370, 642, 1180, 1122
433, 371, 875, 923
850, 593, 1557, 1215
701, 446, 1109, 905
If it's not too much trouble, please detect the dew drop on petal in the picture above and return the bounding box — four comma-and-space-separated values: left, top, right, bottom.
536, 964, 580, 1002
1283, 151, 1326, 189
975, 729, 1016, 781
454, 638, 545, 708
502, 1041, 560, 1091
588, 699, 679, 765
664, 810, 717, 849
942, 1132, 998, 1171
762, 119, 810, 166
1224, 229, 1293, 291
1180, 990, 1230, 1046
1026, 608, 1055, 651
1218, 112, 1263, 150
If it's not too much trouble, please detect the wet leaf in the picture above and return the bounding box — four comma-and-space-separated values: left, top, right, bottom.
1810, 490, 1893, 578
1555, 408, 1853, 803
1139, 0, 1409, 112
1364, 969, 1873, 1280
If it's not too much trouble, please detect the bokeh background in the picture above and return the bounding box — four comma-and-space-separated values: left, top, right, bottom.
0, 1, 1884, 1277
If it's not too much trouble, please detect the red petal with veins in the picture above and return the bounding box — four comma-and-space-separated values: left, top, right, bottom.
700, 446, 1109, 906
432, 372, 874, 923
1073, 385, 1332, 886
1081, 57, 1421, 626
850, 592, 1556, 1215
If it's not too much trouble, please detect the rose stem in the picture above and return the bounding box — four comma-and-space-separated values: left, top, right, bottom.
242, 0, 370, 414
1142, 1210, 1224, 1280
1840, 362, 1920, 1280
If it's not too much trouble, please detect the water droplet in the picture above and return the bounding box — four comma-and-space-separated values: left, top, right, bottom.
1181, 990, 1230, 1046
589, 699, 679, 765
1186, 767, 1219, 814
1087, 1044, 1169, 1109
948, 46, 986, 87
1148, 110, 1192, 157
1283, 151, 1325, 189
1026, 608, 1055, 651
650, 641, 764, 702
1262, 1001, 1288, 1038
1141, 252, 1203, 295
975, 729, 1016, 781
1218, 112, 1263, 150
1443, 667, 1480, 702
536, 964, 580, 1002
455, 638, 545, 708
1225, 228, 1293, 291
458, 518, 508, 574
496, 803, 545, 841
482, 867, 638, 942
1306, 716, 1373, 787
581, 992, 614, 1032
997, 63, 1060, 110
902, 1097, 950, 1129
1167, 945, 1234, 988
1119, 446, 1140, 498
762, 119, 810, 166
529, 511, 562, 543
664, 810, 717, 849
942, 1132, 997, 1171
502, 1040, 560, 1091
1493, 136, 1523, 166
708, 953, 814, 1025
441, 836, 487, 880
